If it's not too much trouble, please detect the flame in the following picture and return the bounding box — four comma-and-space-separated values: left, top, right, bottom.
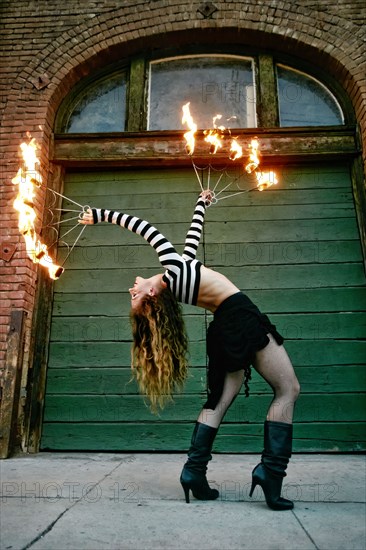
255, 170, 278, 191
245, 138, 260, 173
204, 129, 224, 154
12, 137, 64, 280
229, 138, 243, 161
182, 102, 197, 155
212, 114, 226, 131
204, 113, 227, 154
181, 105, 280, 193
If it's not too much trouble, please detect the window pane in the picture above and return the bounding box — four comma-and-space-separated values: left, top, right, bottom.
64, 73, 127, 133
149, 56, 256, 130
277, 65, 343, 127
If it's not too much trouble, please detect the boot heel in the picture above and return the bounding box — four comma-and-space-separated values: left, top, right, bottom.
249, 478, 257, 498
181, 482, 190, 503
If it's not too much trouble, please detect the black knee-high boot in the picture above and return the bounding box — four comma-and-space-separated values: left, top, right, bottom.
249, 420, 294, 511
180, 422, 220, 503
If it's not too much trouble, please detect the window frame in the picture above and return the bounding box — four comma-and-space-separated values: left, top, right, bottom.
147, 53, 257, 130
53, 51, 359, 170
55, 51, 354, 135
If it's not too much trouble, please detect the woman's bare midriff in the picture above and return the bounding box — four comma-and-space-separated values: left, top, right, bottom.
195, 265, 241, 313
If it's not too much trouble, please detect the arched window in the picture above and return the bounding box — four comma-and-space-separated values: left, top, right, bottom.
56, 55, 347, 133
60, 71, 127, 133
277, 65, 344, 126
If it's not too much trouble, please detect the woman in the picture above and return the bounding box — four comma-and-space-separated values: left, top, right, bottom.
80, 190, 300, 511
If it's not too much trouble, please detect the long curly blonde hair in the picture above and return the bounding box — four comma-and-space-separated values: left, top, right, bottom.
130, 288, 189, 412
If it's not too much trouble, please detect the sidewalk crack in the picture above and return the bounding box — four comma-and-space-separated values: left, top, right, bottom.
291, 509, 319, 550
20, 459, 128, 550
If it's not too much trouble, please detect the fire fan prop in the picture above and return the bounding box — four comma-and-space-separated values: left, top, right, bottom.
181, 102, 278, 203
12, 136, 90, 279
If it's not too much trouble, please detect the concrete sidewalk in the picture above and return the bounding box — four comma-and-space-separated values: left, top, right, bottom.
0, 453, 365, 550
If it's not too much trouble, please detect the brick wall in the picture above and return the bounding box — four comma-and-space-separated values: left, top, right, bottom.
0, 0, 365, 450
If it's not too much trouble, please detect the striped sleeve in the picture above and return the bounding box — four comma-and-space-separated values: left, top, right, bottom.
182, 197, 207, 260
91, 208, 181, 268
91, 206, 203, 305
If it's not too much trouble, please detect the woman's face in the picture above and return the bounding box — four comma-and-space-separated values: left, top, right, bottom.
129, 275, 161, 310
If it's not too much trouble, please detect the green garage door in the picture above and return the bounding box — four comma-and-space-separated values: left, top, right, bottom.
41, 164, 366, 452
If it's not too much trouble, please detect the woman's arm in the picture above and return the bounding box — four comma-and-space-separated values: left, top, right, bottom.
182, 191, 212, 261
80, 191, 212, 263
80, 207, 182, 269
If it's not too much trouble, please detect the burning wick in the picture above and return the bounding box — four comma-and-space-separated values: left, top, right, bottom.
245, 138, 260, 173
229, 138, 243, 161
12, 137, 64, 280
204, 113, 226, 155
182, 102, 197, 155
256, 170, 278, 191
204, 129, 224, 155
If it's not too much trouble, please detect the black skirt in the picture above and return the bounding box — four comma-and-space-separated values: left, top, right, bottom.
204, 292, 284, 409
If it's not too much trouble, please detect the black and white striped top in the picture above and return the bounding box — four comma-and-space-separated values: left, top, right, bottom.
91, 196, 207, 305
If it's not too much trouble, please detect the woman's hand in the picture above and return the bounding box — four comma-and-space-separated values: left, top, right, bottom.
200, 189, 213, 205
78, 208, 94, 225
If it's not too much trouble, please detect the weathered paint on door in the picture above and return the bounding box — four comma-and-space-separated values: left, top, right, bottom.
41, 165, 366, 452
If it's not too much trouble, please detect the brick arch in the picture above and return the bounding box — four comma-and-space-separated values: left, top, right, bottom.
48, 15, 364, 133
4, 2, 365, 148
